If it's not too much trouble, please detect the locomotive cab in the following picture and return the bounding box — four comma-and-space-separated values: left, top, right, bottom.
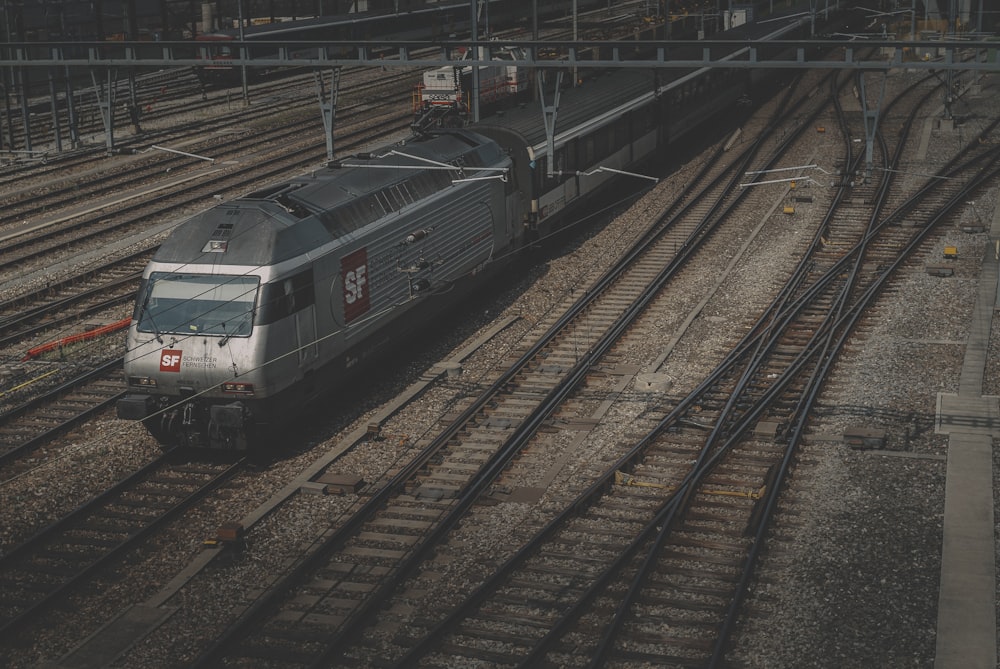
118, 271, 264, 450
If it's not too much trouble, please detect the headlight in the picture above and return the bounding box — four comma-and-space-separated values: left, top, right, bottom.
222, 382, 255, 395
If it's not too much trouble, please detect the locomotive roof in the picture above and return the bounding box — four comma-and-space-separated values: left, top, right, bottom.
153, 129, 504, 268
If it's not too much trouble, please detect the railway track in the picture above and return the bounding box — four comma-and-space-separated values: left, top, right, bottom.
0, 50, 417, 169
150, 60, 996, 667
0, 453, 244, 637
326, 72, 997, 668
0, 358, 125, 470
3, 0, 661, 185
186, 65, 851, 667
0, 80, 412, 254
0, 68, 418, 225
0, 68, 202, 176
0, 254, 147, 349
0, 23, 989, 665
0, 104, 408, 268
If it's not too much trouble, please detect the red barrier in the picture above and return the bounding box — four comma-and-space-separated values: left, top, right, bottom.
22, 318, 132, 361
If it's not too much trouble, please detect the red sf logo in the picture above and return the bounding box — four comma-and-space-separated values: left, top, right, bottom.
341, 248, 370, 323
160, 350, 183, 372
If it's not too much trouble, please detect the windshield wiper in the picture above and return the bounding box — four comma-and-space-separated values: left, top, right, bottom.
218, 312, 250, 347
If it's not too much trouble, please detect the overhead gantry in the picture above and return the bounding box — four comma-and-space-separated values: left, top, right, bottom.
1, 32, 997, 170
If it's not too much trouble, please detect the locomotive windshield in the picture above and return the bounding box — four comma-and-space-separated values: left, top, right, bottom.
137, 273, 260, 337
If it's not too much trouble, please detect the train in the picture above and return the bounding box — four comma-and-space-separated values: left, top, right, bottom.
117, 6, 857, 450
412, 45, 529, 129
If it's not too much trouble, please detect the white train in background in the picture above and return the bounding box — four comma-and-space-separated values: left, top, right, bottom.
413, 45, 528, 127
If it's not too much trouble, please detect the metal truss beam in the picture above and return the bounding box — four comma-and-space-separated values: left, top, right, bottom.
2, 38, 999, 72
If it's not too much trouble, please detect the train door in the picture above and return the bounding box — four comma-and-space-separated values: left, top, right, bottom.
279, 270, 318, 369
296, 307, 318, 369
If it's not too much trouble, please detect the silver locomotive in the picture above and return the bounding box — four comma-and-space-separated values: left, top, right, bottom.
118, 130, 518, 448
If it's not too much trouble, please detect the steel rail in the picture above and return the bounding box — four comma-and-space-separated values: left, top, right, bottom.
192, 61, 814, 669
0, 454, 246, 635
385, 68, 843, 668
0, 356, 125, 467
710, 147, 1000, 667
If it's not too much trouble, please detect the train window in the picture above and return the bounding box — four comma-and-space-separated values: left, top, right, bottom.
282, 271, 315, 314
533, 157, 547, 192
565, 142, 577, 173
611, 118, 625, 151
138, 273, 259, 337
256, 269, 315, 325
581, 136, 595, 167
595, 126, 612, 161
